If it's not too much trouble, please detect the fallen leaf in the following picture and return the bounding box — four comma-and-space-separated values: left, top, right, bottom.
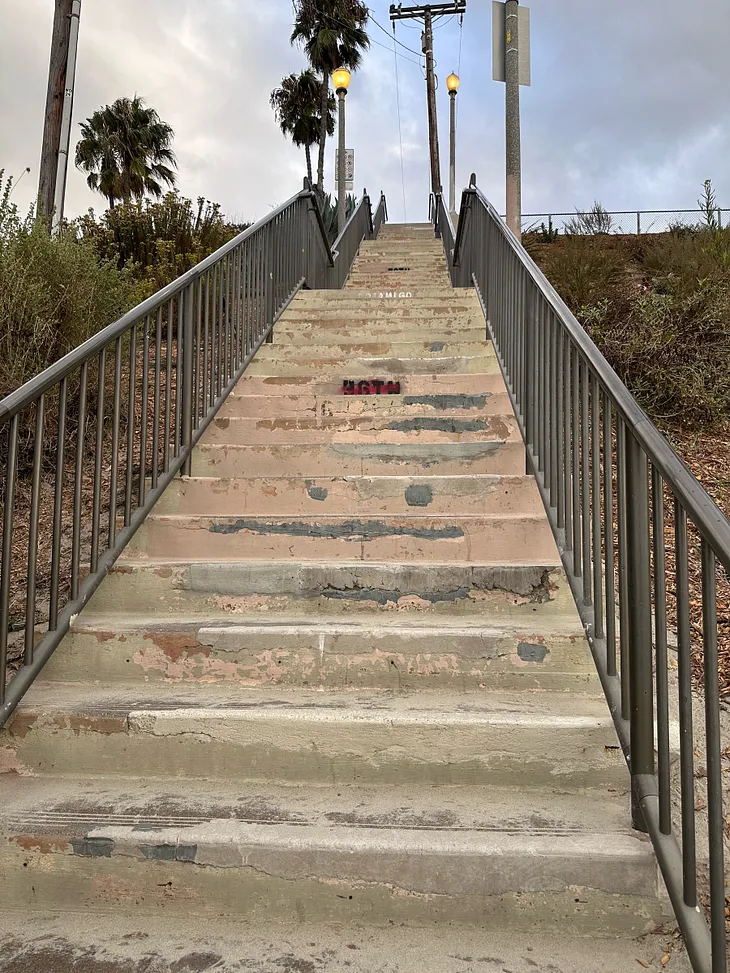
636, 962, 650, 969
661, 955, 671, 967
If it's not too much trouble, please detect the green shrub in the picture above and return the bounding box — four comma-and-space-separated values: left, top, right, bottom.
542, 236, 627, 310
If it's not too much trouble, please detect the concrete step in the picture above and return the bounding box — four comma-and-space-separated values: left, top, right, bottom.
190, 440, 525, 477
271, 326, 487, 343
0, 912, 686, 970
83, 559, 574, 620
201, 414, 519, 445
289, 295, 476, 312
44, 613, 592, 690
259, 340, 490, 358
218, 390, 512, 417
244, 355, 498, 377
228, 374, 508, 396
125, 513, 557, 563
155, 475, 542, 517
0, 778, 663, 932
3, 684, 627, 788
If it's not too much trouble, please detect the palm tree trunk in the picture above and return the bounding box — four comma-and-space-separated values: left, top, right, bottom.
305, 144, 313, 187
316, 72, 328, 197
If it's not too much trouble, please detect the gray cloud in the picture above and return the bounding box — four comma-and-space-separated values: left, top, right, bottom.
1, 0, 728, 225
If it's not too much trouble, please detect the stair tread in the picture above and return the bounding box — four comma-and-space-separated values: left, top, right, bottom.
13, 683, 613, 722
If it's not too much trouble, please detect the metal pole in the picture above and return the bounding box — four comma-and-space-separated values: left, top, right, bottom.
337, 88, 347, 235
449, 89, 457, 215
505, 0, 522, 239
423, 8, 442, 196
39, 0, 75, 226
52, 0, 81, 231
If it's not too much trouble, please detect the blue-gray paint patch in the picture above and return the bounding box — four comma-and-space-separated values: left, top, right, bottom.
429, 342, 446, 352
71, 837, 115, 858
387, 418, 488, 434
140, 843, 198, 863
405, 485, 433, 507
402, 394, 489, 411
321, 587, 471, 605
517, 642, 549, 663
209, 519, 463, 542
305, 481, 328, 502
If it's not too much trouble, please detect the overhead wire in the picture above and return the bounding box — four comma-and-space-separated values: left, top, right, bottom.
300, 2, 425, 68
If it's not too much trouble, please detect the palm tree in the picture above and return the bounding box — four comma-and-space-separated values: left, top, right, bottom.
75, 96, 177, 209
291, 0, 369, 196
270, 70, 335, 186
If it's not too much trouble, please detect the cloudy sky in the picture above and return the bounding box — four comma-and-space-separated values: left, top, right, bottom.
2, 0, 729, 225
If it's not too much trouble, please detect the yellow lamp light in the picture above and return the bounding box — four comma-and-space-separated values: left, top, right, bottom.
332, 67, 351, 93
446, 72, 460, 93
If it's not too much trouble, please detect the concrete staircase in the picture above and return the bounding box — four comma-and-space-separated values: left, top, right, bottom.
0, 225, 667, 943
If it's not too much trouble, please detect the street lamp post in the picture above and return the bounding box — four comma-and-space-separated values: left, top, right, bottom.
446, 72, 460, 216
332, 66, 351, 236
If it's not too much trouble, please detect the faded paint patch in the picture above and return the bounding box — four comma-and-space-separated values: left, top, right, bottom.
321, 587, 471, 606
387, 418, 488, 434
209, 519, 464, 542
139, 843, 197, 863
405, 485, 433, 507
517, 642, 549, 663
72, 836, 115, 858
429, 342, 446, 352
402, 394, 489, 411
150, 633, 212, 663
305, 481, 329, 502
11, 835, 70, 853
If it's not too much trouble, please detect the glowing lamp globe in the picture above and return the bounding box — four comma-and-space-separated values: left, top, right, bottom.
332, 67, 351, 92
446, 73, 460, 93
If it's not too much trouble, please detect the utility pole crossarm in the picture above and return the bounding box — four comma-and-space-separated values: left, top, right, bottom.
390, 2, 465, 20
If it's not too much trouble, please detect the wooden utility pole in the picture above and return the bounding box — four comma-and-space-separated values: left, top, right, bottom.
39, 0, 75, 224
390, 2, 466, 198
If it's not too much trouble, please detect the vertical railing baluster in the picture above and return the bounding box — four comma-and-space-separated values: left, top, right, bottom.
700, 541, 727, 973
616, 417, 630, 719
0, 414, 20, 699
182, 282, 195, 476
549, 312, 558, 508
71, 361, 88, 599
651, 467, 670, 834
124, 326, 137, 525
591, 374, 603, 634
581, 360, 592, 603
675, 502, 697, 906
174, 296, 182, 457
24, 397, 45, 665
563, 334, 572, 549
604, 394, 616, 677
91, 349, 106, 573
203, 271, 210, 413
152, 309, 162, 489
571, 346, 582, 574
50, 379, 68, 626
139, 316, 150, 506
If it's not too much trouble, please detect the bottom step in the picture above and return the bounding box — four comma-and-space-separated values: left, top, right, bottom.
0, 778, 666, 934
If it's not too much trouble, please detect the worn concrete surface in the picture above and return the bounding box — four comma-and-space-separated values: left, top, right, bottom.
0, 913, 691, 973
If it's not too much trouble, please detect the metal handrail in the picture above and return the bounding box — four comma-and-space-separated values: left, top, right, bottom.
0, 184, 386, 725
439, 182, 727, 973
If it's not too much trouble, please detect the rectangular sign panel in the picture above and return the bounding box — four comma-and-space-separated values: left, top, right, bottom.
492, 2, 531, 86
335, 149, 355, 192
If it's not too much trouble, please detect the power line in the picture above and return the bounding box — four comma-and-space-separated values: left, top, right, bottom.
299, 2, 425, 67
370, 13, 424, 58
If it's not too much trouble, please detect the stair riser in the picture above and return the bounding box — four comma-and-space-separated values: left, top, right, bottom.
259, 342, 490, 358
45, 627, 594, 691
201, 415, 517, 445
244, 357, 497, 377
218, 391, 512, 418
191, 442, 525, 477
6, 711, 626, 788
0, 847, 661, 933
126, 515, 557, 563
289, 300, 478, 315
84, 563, 575, 620
155, 475, 542, 517
271, 328, 487, 343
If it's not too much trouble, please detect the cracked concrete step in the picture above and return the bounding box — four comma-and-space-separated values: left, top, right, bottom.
258, 340, 491, 358
287, 295, 478, 313
229, 373, 507, 396
44, 614, 594, 691
155, 475, 542, 517
3, 684, 628, 788
201, 414, 519, 445
190, 441, 525, 477
218, 390, 511, 417
271, 326, 487, 344
0, 780, 663, 932
125, 513, 558, 563
244, 355, 498, 377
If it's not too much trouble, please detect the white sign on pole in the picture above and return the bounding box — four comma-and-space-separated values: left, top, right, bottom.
492, 2, 531, 86
335, 149, 355, 192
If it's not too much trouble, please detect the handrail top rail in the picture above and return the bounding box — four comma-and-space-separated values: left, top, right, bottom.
0, 186, 337, 423
455, 183, 730, 573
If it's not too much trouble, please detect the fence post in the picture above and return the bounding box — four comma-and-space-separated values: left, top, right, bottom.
181, 281, 195, 477
636, 212, 641, 235
625, 429, 655, 832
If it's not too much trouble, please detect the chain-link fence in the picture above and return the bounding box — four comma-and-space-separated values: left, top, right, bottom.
516, 208, 729, 236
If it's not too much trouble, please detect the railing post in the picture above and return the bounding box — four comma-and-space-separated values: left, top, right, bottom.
181, 281, 195, 477
636, 211, 641, 235
625, 429, 655, 832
